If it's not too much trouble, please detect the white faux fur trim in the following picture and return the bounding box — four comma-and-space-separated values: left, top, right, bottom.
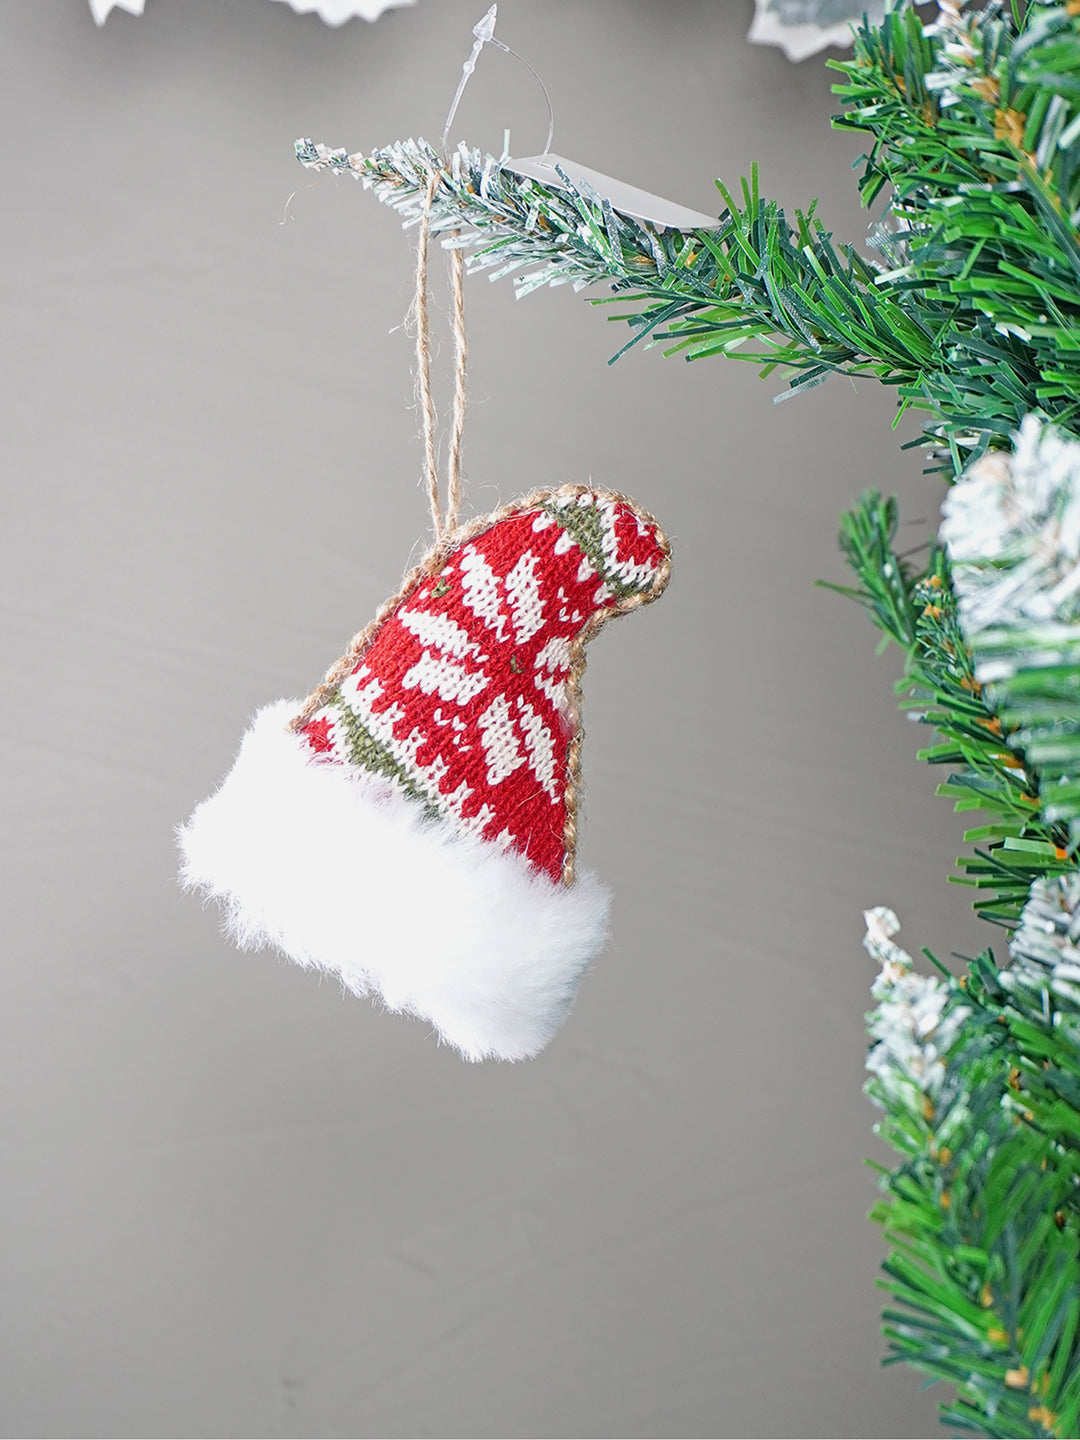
177, 701, 610, 1061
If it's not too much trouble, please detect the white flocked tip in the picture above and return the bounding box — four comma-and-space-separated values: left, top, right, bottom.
177, 702, 610, 1061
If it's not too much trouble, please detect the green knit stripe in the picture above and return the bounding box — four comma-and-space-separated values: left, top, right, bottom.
330, 694, 442, 822
539, 499, 647, 600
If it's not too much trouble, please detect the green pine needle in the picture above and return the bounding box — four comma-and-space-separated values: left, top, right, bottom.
825, 490, 1069, 926
864, 897, 1080, 1438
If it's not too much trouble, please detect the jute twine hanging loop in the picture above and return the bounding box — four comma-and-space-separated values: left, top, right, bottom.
412, 172, 468, 542
291, 167, 470, 729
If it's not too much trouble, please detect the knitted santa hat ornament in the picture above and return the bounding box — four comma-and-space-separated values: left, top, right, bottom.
179, 485, 670, 1060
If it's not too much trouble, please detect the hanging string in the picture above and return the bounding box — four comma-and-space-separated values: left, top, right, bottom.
411, 171, 469, 542
291, 7, 553, 731
411, 173, 443, 539
445, 239, 467, 536
288, 192, 467, 736
413, 1, 550, 538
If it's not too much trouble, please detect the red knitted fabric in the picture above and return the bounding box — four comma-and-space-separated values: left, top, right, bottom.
296, 490, 668, 883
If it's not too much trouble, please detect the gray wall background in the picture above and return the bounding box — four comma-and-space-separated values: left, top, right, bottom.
1, 2, 989, 1436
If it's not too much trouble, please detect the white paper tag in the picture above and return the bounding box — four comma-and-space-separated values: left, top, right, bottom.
506, 154, 717, 232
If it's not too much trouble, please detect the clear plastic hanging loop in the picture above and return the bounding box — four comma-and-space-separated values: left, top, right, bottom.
440, 5, 555, 160
437, 6, 715, 233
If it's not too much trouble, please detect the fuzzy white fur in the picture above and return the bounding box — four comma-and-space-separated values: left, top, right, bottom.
177, 701, 610, 1061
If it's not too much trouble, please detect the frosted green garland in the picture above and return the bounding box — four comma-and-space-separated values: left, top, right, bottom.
294, 136, 720, 299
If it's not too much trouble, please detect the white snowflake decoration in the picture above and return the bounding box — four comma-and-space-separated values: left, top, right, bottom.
89, 0, 416, 25
88, 0, 142, 21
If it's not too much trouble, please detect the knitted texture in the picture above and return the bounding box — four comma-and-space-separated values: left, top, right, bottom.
295, 487, 670, 883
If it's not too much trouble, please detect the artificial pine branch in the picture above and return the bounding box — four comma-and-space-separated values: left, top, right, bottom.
827, 490, 1069, 925
846, 412, 1080, 1431
295, 136, 921, 389
863, 905, 1080, 1439
831, 1, 1080, 450
831, 396, 1080, 1440
296, 3, 1080, 464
